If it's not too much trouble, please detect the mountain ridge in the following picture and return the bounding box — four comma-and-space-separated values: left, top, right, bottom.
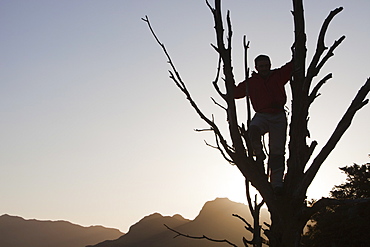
0, 214, 123, 247
0, 198, 270, 247
91, 197, 270, 247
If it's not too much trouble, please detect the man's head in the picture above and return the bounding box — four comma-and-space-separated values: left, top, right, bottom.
254, 55, 271, 78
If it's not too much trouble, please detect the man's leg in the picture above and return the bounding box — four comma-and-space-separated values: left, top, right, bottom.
248, 125, 266, 162
269, 155, 285, 187
248, 113, 268, 174
268, 112, 287, 193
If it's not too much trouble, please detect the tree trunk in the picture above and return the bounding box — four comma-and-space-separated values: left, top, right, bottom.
268, 199, 306, 247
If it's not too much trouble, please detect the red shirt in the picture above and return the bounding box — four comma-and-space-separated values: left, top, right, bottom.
234, 61, 293, 113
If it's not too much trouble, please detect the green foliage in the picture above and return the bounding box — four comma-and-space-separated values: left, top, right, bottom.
330, 163, 370, 199
302, 162, 370, 247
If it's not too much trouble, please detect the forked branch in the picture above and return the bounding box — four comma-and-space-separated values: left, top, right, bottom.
308, 73, 332, 104
232, 214, 269, 246
203, 127, 235, 164
207, 0, 246, 156
315, 35, 345, 74
142, 15, 236, 162
306, 7, 344, 89
298, 78, 370, 196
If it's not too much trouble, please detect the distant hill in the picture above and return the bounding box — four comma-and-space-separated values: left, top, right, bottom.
90, 198, 270, 247
0, 198, 270, 247
0, 214, 123, 247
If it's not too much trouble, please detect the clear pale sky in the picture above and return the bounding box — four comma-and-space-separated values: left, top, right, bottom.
1, 0, 369, 233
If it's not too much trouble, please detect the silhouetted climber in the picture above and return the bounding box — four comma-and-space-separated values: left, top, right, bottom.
235, 55, 293, 195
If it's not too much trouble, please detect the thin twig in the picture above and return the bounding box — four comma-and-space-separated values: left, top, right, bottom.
232, 213, 254, 233
211, 97, 227, 111
308, 73, 332, 104
164, 224, 238, 247
243, 35, 252, 128
212, 55, 226, 99
214, 131, 235, 164
195, 128, 213, 132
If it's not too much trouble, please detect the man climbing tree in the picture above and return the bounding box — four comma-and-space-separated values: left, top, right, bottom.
143, 0, 370, 246
234, 55, 293, 195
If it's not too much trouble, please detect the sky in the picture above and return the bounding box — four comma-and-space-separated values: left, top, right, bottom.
1, 0, 369, 233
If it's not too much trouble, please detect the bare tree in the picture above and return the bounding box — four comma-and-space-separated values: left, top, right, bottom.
143, 0, 370, 246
